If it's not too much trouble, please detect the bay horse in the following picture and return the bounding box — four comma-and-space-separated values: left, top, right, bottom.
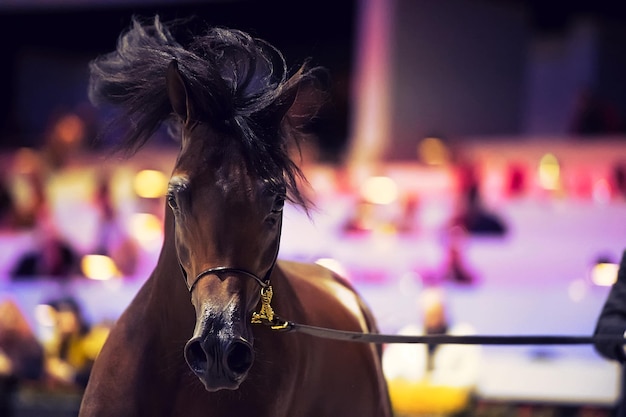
79, 16, 391, 417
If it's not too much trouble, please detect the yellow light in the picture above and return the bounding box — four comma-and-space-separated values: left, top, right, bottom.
591, 263, 619, 286
81, 254, 120, 281
538, 153, 560, 190
417, 137, 449, 166
360, 176, 398, 205
133, 169, 168, 198
129, 213, 164, 249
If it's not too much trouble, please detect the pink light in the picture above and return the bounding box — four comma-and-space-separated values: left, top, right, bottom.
347, 0, 394, 165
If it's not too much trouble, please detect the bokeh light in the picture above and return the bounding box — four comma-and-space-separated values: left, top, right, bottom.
129, 213, 164, 250
360, 176, 398, 205
417, 137, 449, 166
34, 303, 57, 327
538, 153, 560, 190
315, 257, 350, 280
133, 169, 168, 199
81, 254, 120, 281
591, 262, 619, 287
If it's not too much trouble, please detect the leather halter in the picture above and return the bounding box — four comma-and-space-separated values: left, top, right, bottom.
185, 266, 271, 293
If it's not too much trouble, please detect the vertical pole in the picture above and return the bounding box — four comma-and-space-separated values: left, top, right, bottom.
346, 0, 394, 174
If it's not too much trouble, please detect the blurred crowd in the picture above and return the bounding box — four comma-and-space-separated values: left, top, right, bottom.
0, 106, 625, 417
0, 110, 140, 415
0, 157, 142, 283
0, 295, 109, 416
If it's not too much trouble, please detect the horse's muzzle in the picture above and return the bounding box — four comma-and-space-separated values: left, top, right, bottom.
184, 335, 254, 391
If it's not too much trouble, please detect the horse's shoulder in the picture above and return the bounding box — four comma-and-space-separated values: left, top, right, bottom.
276, 259, 373, 332
81, 280, 179, 416
276, 259, 353, 290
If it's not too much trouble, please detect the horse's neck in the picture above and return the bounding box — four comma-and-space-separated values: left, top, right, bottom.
147, 209, 195, 325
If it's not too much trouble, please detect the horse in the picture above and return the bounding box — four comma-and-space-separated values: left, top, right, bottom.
78, 16, 392, 417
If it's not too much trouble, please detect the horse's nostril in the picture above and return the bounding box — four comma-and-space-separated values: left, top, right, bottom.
185, 339, 209, 374
225, 339, 254, 375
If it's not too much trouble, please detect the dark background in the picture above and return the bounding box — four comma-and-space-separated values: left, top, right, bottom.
0, 0, 625, 158
0, 0, 357, 158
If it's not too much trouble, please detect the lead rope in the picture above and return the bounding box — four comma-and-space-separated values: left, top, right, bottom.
242, 217, 624, 345
257, 320, 626, 346
248, 279, 626, 345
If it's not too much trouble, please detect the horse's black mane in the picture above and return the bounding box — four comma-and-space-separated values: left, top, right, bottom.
89, 15, 324, 210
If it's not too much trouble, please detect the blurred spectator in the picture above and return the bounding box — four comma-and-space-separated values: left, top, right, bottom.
9, 149, 49, 230
10, 212, 81, 280
382, 287, 481, 416
0, 298, 45, 416
8, 151, 83, 280
613, 162, 626, 200
0, 174, 18, 231
343, 199, 376, 235
505, 162, 527, 199
438, 226, 478, 285
383, 287, 481, 386
395, 193, 420, 234
594, 249, 626, 417
42, 297, 109, 391
92, 173, 139, 276
93, 173, 116, 256
451, 163, 507, 236
41, 109, 88, 170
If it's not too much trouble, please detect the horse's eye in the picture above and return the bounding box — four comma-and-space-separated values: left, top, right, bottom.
167, 193, 179, 210
271, 195, 285, 213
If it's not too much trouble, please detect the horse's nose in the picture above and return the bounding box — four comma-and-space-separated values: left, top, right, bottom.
184, 336, 254, 383
184, 337, 212, 375
224, 338, 254, 377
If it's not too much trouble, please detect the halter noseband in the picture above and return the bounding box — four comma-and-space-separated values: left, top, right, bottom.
185, 266, 271, 293
184, 264, 281, 327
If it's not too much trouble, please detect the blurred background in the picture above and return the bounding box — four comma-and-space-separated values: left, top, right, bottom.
0, 0, 625, 416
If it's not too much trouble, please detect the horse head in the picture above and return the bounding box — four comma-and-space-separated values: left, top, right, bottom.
165, 56, 310, 391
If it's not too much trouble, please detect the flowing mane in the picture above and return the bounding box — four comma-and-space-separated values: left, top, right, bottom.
89, 15, 322, 209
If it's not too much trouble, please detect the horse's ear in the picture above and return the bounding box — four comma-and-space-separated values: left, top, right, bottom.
166, 60, 193, 123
